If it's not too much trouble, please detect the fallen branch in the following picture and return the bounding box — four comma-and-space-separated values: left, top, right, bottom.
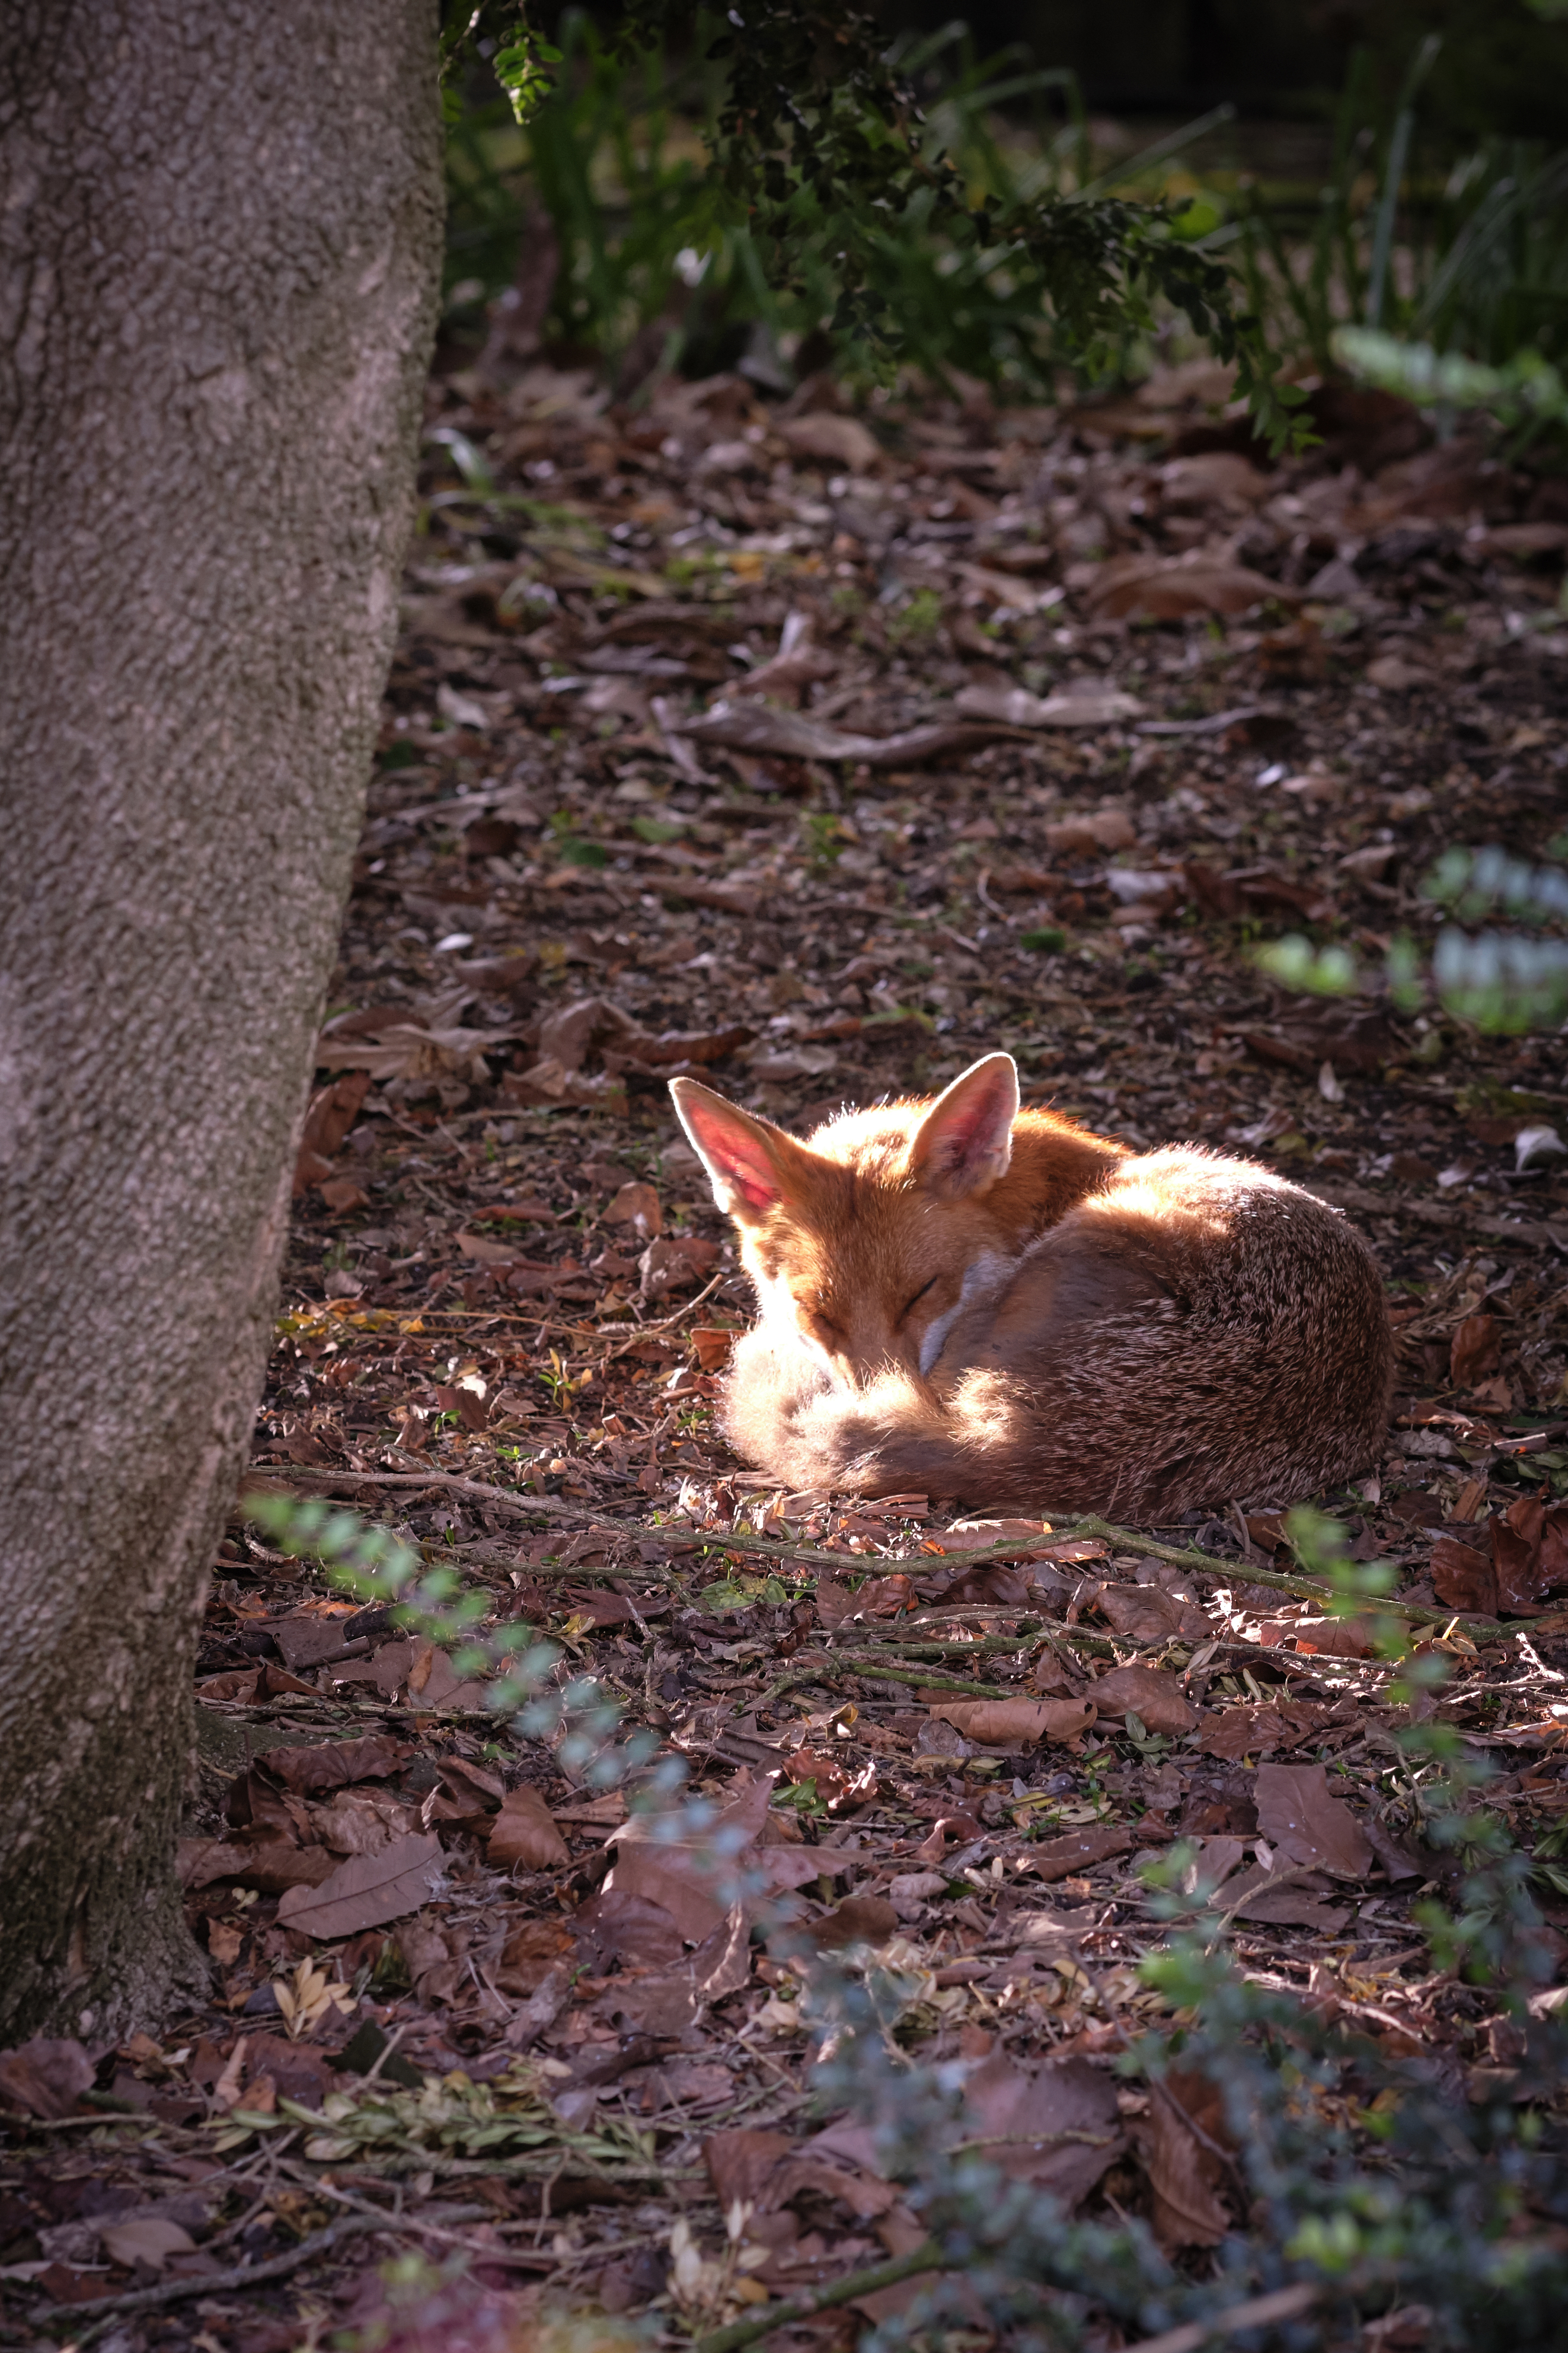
243, 1477, 1509, 1645
370, 2145, 699, 2188
778, 1653, 1031, 1702
831, 1630, 1118, 1663
29, 2209, 386, 2330
704, 1510, 1509, 1644
243, 1465, 596, 1518
1125, 2279, 1319, 2353
693, 2239, 943, 2353
591, 1269, 728, 1364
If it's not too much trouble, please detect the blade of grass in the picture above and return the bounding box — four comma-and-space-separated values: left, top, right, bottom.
1366, 33, 1441, 328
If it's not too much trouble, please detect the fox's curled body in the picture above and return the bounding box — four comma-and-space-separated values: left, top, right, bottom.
672, 1055, 1393, 1522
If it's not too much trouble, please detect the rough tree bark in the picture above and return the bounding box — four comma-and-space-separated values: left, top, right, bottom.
0, 1, 443, 2038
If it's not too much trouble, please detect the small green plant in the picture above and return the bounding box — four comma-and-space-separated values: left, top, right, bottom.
1257, 840, 1568, 1034
547, 809, 611, 869
1336, 326, 1568, 444
699, 1570, 788, 1612
1285, 1504, 1409, 1660
886, 587, 944, 643
1254, 935, 1359, 997
801, 809, 845, 872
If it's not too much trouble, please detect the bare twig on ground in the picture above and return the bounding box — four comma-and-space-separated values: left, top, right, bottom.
1125, 2281, 1320, 2353
592, 1270, 729, 1363
28, 2210, 387, 2333
692, 2239, 944, 2353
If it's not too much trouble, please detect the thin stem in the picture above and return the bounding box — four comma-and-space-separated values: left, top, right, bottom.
693, 2239, 943, 2353
30, 2211, 385, 2331
248, 1475, 1509, 1643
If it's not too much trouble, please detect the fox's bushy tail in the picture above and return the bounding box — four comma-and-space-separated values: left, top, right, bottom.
720, 1295, 1390, 1520
720, 1328, 1059, 1510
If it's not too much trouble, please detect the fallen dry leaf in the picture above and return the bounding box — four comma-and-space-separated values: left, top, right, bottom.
596, 1904, 752, 2035
1158, 452, 1270, 509
181, 1835, 338, 1894
180, 1836, 260, 1890
669, 700, 1021, 768
782, 1745, 877, 1811
606, 1773, 822, 1939
604, 1180, 662, 1237
0, 2036, 94, 2120
274, 1829, 445, 1937
1254, 1762, 1373, 1880
703, 2124, 796, 2219
689, 1325, 736, 1372
774, 413, 882, 473
1088, 554, 1299, 620
1450, 1312, 1501, 1387
1207, 1858, 1349, 1930
959, 2049, 1125, 2207
638, 1234, 722, 1298
1087, 1666, 1199, 1736
487, 1784, 570, 1871
1024, 1825, 1134, 1882
1096, 1586, 1210, 1643
912, 1811, 986, 1864
809, 1895, 900, 1949
1431, 1534, 1499, 1617
1199, 1703, 1318, 1760
888, 1869, 949, 1917
929, 1697, 1096, 1746
954, 681, 1143, 728
396, 1916, 461, 2004
293, 1070, 372, 1195
496, 1915, 577, 1995
812, 1576, 854, 1628
1139, 2071, 1232, 2248
1043, 808, 1137, 855
269, 1611, 367, 1670
1481, 1496, 1568, 1615
100, 2215, 198, 2272
1184, 861, 1332, 924
837, 1571, 917, 1617
928, 1517, 1058, 1557
570, 1889, 688, 1973
423, 1756, 506, 1829
767, 2117, 899, 2219
260, 1735, 412, 1795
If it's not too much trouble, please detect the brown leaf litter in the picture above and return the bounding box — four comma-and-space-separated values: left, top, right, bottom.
8, 342, 1568, 2353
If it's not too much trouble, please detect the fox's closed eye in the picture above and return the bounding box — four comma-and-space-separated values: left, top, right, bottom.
898, 1275, 939, 1321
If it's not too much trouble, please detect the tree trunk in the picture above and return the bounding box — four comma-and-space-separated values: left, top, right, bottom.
0, 1, 443, 2039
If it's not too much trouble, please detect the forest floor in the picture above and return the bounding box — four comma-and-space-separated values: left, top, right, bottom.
4, 357, 1568, 2353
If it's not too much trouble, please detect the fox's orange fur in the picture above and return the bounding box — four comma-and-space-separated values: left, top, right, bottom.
670, 1054, 1393, 1521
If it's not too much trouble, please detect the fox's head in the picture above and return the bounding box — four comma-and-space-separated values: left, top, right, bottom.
669, 1054, 1023, 1388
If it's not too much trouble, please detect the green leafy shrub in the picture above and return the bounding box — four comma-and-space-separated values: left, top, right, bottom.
440, 4, 1301, 437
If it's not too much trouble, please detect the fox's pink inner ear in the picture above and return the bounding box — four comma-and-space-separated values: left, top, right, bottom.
912, 1053, 1019, 1199
669, 1079, 794, 1225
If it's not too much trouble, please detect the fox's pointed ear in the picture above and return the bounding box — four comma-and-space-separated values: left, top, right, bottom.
669, 1077, 805, 1226
911, 1053, 1019, 1199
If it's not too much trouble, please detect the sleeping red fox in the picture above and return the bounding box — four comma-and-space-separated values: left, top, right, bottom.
670, 1053, 1393, 1521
